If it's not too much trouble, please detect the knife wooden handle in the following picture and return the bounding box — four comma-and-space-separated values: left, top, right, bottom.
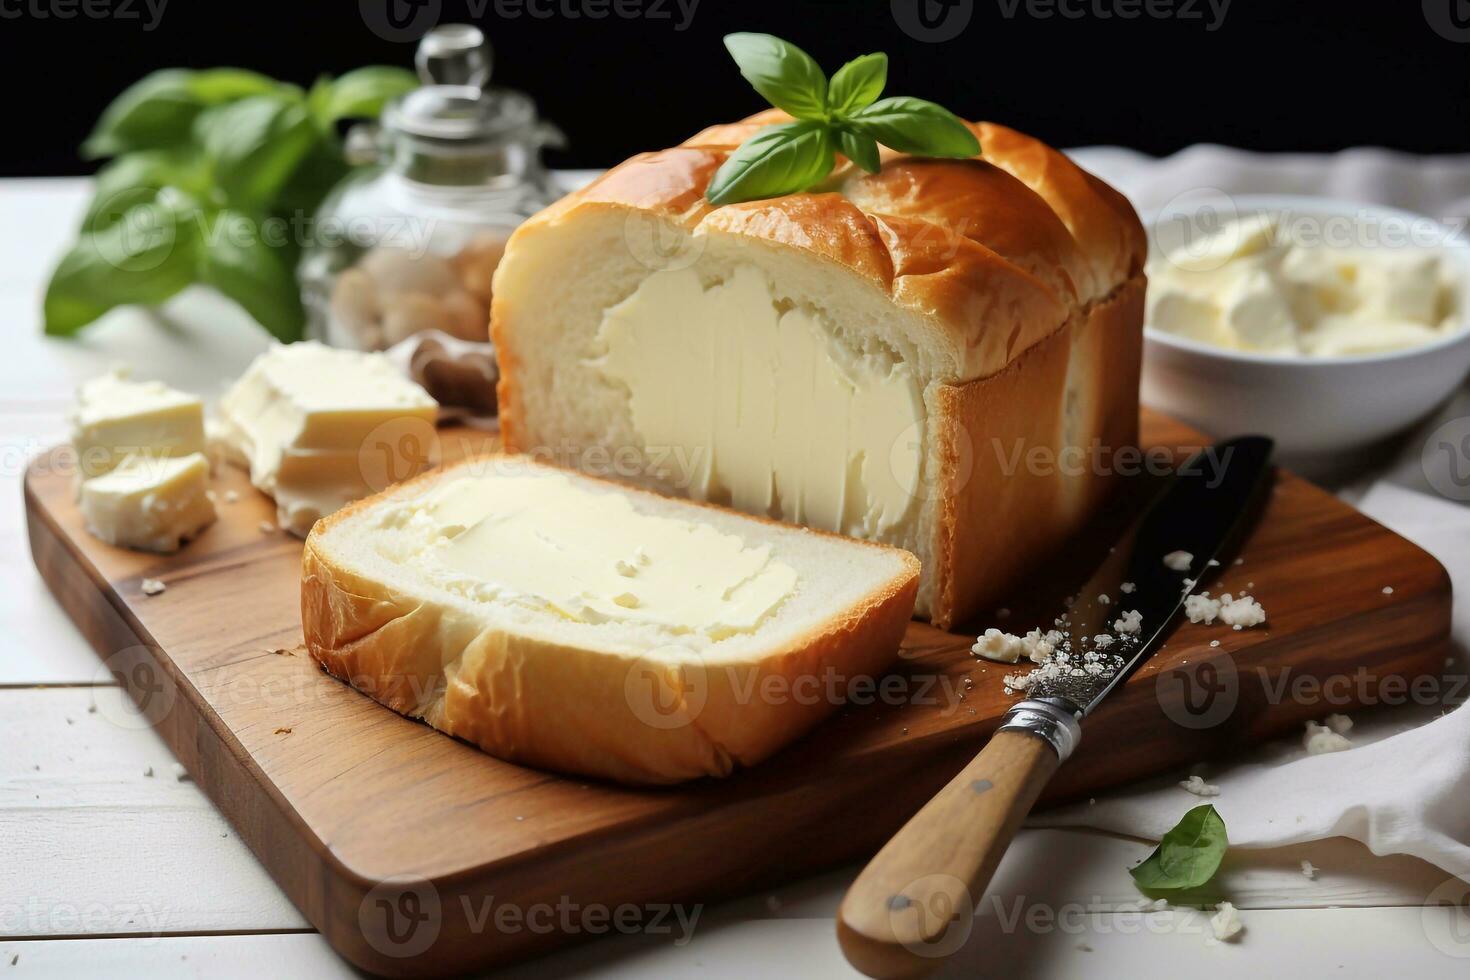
836, 729, 1062, 979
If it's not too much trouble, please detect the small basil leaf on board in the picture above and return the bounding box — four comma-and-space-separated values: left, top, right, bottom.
706, 121, 834, 207
836, 127, 881, 175
197, 97, 320, 211
198, 210, 306, 342
723, 33, 828, 121
846, 96, 980, 158
44, 196, 201, 336
1129, 804, 1229, 892
827, 53, 888, 117
314, 66, 419, 125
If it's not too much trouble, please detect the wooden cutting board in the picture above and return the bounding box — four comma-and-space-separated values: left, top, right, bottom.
25, 411, 1450, 977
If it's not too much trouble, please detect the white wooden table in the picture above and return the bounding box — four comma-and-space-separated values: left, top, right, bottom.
2, 178, 1466, 978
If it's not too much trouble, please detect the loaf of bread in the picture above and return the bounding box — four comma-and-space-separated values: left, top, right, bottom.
490, 111, 1145, 628
301, 455, 919, 784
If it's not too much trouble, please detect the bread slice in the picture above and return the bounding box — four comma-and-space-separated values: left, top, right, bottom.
491, 110, 1145, 628
301, 455, 920, 784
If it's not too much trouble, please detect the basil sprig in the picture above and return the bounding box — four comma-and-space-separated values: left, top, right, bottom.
45, 66, 417, 341
706, 34, 979, 206
1129, 804, 1229, 893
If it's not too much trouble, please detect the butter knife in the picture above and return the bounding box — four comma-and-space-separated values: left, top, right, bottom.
837, 435, 1275, 979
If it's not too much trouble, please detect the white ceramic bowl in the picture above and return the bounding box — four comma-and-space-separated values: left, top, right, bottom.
1140, 195, 1470, 464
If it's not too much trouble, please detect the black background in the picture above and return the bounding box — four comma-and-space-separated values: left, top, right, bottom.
3, 0, 1469, 177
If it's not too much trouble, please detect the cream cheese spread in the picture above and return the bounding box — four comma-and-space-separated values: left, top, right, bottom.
592, 265, 924, 539
1148, 213, 1461, 356
374, 471, 798, 640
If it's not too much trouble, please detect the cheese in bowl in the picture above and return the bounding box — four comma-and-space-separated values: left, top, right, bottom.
1140, 196, 1470, 460
1148, 211, 1462, 357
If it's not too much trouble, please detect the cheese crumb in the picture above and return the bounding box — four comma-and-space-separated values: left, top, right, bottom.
1179, 774, 1221, 797
1303, 720, 1352, 755
1163, 550, 1193, 571
223, 489, 240, 503
614, 558, 638, 577
1382, 586, 1394, 595
1300, 860, 1318, 880
972, 628, 1025, 664
1120, 582, 1136, 594
1184, 592, 1222, 624
1219, 594, 1266, 628
1325, 713, 1353, 735
1114, 609, 1142, 634
1210, 902, 1244, 942
1098, 594, 1111, 605
141, 578, 166, 596
973, 628, 1058, 665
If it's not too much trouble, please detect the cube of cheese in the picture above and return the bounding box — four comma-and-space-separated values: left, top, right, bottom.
217, 342, 438, 537
69, 371, 206, 480
79, 452, 216, 553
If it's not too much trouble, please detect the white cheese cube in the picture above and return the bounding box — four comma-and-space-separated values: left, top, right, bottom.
218, 342, 438, 537
69, 371, 205, 480
79, 452, 216, 553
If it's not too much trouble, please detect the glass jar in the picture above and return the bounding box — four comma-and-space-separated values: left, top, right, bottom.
298, 25, 562, 411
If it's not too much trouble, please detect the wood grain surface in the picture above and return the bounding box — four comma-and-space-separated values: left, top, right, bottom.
23, 412, 1452, 977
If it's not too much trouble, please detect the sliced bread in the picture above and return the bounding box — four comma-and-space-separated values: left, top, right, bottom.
301, 455, 920, 784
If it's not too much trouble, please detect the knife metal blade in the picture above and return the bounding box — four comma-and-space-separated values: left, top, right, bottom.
1007, 435, 1275, 734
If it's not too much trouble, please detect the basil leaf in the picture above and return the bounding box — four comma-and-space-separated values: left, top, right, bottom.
185, 68, 285, 104
198, 210, 305, 342
846, 96, 980, 158
197, 97, 320, 210
82, 150, 205, 232
836, 127, 881, 174
723, 33, 827, 121
82, 69, 283, 158
706, 121, 834, 206
44, 196, 201, 336
313, 66, 418, 124
827, 53, 888, 116
1129, 804, 1228, 892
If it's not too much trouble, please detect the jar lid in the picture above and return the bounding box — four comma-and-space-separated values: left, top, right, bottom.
383, 84, 539, 145
382, 24, 550, 148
